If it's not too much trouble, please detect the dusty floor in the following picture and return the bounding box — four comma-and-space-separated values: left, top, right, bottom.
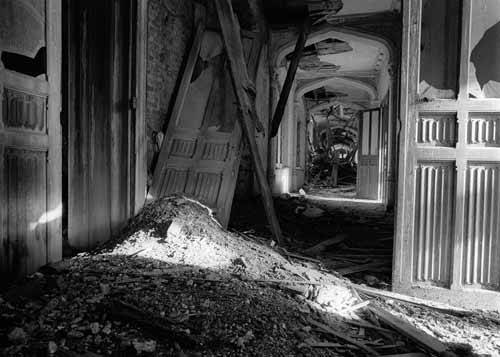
1, 196, 499, 356
302, 184, 357, 199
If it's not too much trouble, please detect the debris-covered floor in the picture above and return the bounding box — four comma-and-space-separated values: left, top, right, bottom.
1, 196, 500, 356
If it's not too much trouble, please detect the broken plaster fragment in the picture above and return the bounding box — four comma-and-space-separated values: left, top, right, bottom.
8, 327, 27, 344
133, 339, 157, 354
48, 341, 58, 354
236, 330, 254, 348
90, 322, 100, 334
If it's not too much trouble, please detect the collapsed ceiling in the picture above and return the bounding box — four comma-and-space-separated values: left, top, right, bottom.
269, 0, 398, 123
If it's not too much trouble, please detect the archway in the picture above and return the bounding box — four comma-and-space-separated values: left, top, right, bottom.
270, 26, 397, 207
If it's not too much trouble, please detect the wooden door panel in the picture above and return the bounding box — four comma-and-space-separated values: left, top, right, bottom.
152, 30, 256, 227
413, 161, 455, 285
395, 0, 500, 308
66, 0, 133, 249
357, 109, 380, 199
0, 0, 61, 277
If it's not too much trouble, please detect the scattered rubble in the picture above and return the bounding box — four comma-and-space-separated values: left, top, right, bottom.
1, 196, 498, 356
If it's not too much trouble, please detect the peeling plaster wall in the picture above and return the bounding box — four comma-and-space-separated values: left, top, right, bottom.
146, 0, 194, 177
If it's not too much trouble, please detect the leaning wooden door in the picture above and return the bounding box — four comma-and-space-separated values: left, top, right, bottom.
395, 0, 500, 309
151, 30, 250, 227
0, 0, 62, 277
357, 109, 380, 199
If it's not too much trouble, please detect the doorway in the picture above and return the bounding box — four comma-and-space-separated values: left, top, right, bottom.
271, 29, 397, 208
61, 0, 138, 253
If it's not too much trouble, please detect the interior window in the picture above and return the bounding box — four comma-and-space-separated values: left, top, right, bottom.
469, 0, 500, 98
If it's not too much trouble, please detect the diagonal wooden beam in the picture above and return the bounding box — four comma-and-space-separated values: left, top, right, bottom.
214, 0, 283, 244
270, 18, 311, 138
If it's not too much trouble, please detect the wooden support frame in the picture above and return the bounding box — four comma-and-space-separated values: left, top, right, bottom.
214, 0, 283, 244
270, 19, 311, 138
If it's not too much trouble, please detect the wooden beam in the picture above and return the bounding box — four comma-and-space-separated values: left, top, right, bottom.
270, 18, 310, 138
307, 318, 380, 356
368, 306, 457, 357
214, 0, 283, 244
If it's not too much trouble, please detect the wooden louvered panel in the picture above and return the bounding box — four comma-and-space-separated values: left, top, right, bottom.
156, 168, 189, 197
190, 172, 223, 207
5, 149, 48, 275
416, 114, 457, 147
468, 114, 500, 147
463, 164, 500, 287
413, 162, 454, 285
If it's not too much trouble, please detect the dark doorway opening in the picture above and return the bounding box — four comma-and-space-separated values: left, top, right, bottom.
61, 0, 137, 255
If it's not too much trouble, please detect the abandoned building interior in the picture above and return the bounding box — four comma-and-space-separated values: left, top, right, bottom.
1, 0, 500, 355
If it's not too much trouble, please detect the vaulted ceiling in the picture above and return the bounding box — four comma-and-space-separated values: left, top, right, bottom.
263, 0, 400, 25
269, 0, 399, 125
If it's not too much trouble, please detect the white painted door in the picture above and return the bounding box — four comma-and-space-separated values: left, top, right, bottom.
395, 0, 500, 309
357, 109, 380, 199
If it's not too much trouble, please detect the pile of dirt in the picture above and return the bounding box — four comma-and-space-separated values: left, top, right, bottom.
1, 196, 495, 356
102, 196, 348, 288
0, 196, 359, 356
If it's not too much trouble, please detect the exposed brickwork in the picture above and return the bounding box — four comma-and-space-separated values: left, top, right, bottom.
146, 0, 193, 173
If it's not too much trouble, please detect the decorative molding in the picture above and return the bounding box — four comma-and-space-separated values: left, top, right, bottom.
413, 161, 455, 285
2, 87, 47, 132
296, 76, 377, 100
201, 142, 229, 161
468, 114, 500, 147
463, 163, 500, 287
416, 113, 456, 147
168, 138, 197, 158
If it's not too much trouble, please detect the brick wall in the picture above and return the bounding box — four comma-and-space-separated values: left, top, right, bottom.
146, 0, 193, 176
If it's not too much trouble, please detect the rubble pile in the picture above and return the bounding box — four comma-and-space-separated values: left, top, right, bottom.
1, 196, 498, 356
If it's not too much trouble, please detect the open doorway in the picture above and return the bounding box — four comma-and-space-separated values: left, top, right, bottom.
305, 94, 360, 200
272, 28, 397, 207
61, 0, 139, 254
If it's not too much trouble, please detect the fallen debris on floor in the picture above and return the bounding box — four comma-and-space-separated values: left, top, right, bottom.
1, 196, 498, 356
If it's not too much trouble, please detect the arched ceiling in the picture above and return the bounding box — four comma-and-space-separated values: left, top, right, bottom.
270, 2, 396, 110
264, 0, 401, 25
297, 77, 377, 102
335, 0, 400, 16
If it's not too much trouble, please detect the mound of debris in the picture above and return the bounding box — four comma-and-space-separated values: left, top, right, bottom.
102, 196, 346, 286
0, 196, 487, 356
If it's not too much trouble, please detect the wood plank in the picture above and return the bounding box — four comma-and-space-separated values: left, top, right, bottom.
215, 0, 283, 244
303, 234, 348, 255
337, 261, 389, 276
384, 352, 427, 357
270, 18, 310, 138
133, 0, 148, 214
46, 0, 63, 264
354, 285, 472, 316
306, 317, 380, 356
368, 305, 456, 357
